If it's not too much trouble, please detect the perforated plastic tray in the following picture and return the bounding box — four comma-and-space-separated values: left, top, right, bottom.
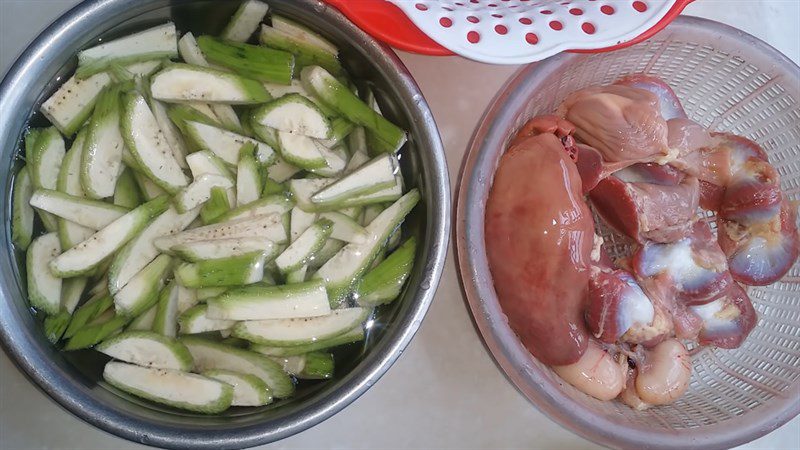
324, 0, 693, 62
391, 0, 676, 63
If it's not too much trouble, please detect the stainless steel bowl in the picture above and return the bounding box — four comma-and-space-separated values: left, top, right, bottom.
0, 1, 449, 448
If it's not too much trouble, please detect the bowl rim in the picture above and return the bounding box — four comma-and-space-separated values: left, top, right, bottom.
0, 0, 450, 448
455, 15, 800, 450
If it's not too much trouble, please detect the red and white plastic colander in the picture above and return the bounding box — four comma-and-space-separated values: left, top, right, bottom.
325, 0, 692, 64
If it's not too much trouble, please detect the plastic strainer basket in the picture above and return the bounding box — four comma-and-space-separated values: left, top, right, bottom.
456, 16, 800, 450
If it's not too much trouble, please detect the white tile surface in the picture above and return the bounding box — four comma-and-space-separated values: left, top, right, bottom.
1, 1, 799, 449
